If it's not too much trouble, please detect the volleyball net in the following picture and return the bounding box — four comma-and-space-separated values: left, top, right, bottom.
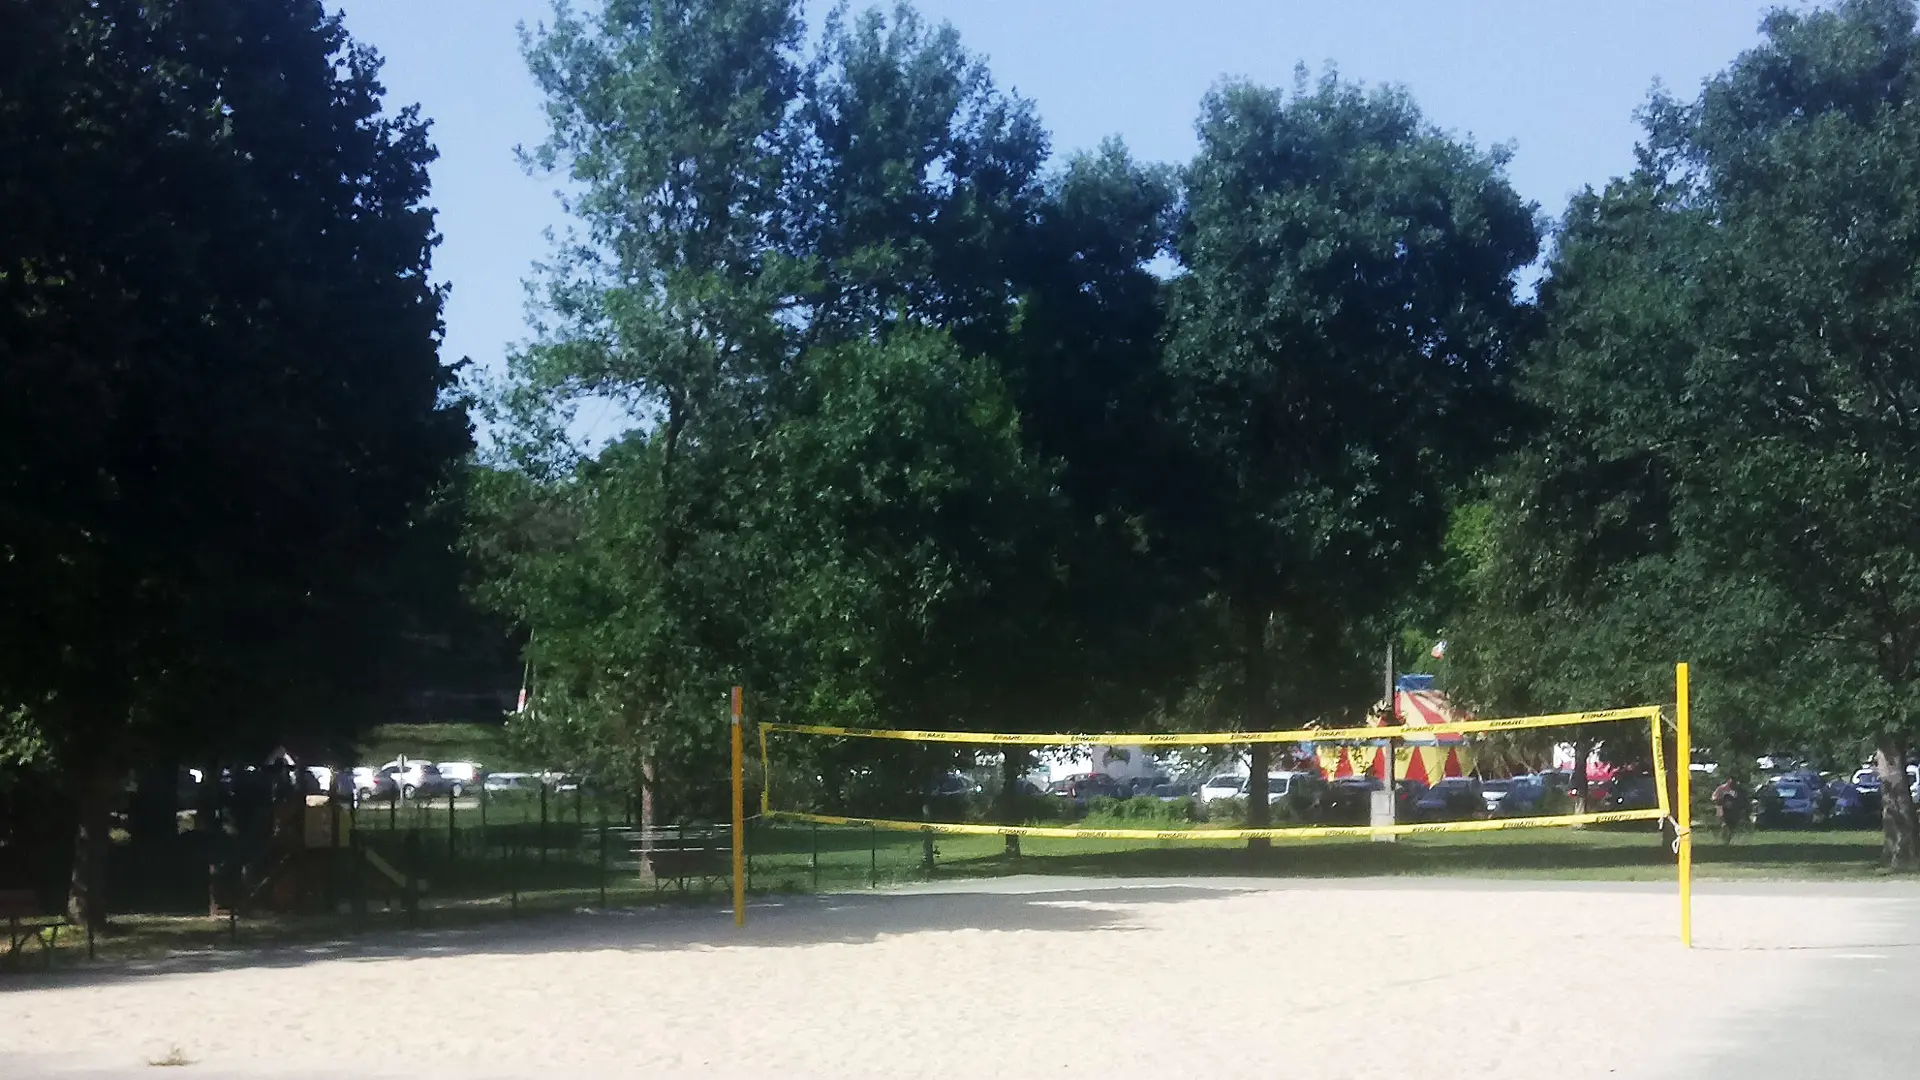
754, 704, 1678, 842
729, 665, 1698, 943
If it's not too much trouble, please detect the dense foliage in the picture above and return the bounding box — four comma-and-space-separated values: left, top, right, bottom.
1453, 0, 1920, 861
16, 0, 1920, 921
0, 0, 471, 921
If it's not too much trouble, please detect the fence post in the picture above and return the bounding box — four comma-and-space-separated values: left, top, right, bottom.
404, 828, 420, 929
598, 809, 609, 910
350, 829, 365, 933
228, 851, 239, 943
539, 781, 549, 868
869, 824, 877, 889
448, 787, 457, 863
922, 798, 935, 877
327, 789, 341, 915
509, 824, 518, 917
811, 821, 819, 892
388, 791, 397, 831
479, 783, 488, 855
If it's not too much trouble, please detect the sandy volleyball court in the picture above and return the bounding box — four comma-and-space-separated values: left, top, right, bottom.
3, 877, 1916, 1079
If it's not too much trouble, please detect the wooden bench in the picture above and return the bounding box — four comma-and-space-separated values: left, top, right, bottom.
637, 829, 731, 894
0, 889, 61, 971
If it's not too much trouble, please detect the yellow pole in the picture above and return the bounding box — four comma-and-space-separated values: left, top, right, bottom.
731, 686, 746, 929
1676, 663, 1693, 948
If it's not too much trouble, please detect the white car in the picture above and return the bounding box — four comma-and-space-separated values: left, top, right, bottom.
436, 760, 484, 796
350, 766, 397, 801
1851, 764, 1920, 796
381, 760, 452, 799
1199, 774, 1246, 803
1263, 772, 1312, 805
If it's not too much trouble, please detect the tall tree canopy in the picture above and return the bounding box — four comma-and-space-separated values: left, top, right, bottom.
1162, 71, 1540, 836
0, 0, 470, 921
484, 0, 1132, 820
1458, 0, 1920, 864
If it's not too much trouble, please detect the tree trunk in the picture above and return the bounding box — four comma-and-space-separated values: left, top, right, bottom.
999, 748, 1030, 858
637, 756, 657, 882
1874, 737, 1917, 870
67, 766, 120, 930
1245, 743, 1272, 843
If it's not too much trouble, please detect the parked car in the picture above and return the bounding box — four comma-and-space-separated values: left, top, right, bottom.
384, 761, 451, 800
351, 766, 399, 802
1010, 777, 1047, 799
1826, 779, 1874, 826
1413, 777, 1483, 820
1759, 775, 1822, 827
1264, 771, 1322, 806
928, 772, 979, 799
1324, 777, 1375, 823
435, 760, 484, 797
1484, 774, 1550, 817
1199, 774, 1247, 804
1325, 776, 1430, 821
1046, 773, 1125, 808
1150, 781, 1200, 802
1604, 774, 1659, 811
484, 771, 537, 794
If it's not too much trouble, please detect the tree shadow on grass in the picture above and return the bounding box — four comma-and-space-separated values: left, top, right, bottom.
0, 883, 1244, 991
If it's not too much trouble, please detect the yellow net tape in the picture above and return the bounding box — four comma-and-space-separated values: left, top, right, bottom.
766, 807, 1667, 841
760, 705, 1660, 747
1647, 711, 1673, 820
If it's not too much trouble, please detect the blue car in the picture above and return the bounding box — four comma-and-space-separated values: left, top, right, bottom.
1826, 779, 1876, 825
1760, 776, 1822, 827
1414, 777, 1482, 820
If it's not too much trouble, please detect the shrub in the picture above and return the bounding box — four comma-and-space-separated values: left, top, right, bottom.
1203, 796, 1248, 826
1080, 795, 1201, 829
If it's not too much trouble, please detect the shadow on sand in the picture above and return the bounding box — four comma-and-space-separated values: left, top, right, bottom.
1, 882, 1247, 991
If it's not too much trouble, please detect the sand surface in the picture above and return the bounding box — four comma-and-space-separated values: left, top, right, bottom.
2, 877, 1911, 1079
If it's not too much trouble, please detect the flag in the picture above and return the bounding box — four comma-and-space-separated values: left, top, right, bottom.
1430, 640, 1447, 659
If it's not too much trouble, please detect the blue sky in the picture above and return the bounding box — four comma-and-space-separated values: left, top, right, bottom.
334, 0, 1795, 383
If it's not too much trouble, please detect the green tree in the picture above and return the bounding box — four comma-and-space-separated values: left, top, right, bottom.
1162, 71, 1539, 841
1460, 0, 1920, 865
490, 0, 1185, 831
0, 0, 469, 924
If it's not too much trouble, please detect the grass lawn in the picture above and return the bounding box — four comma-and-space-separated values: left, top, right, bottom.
746, 820, 1898, 890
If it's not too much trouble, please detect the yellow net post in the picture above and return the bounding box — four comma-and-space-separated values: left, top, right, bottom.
1675, 663, 1693, 948
731, 686, 746, 929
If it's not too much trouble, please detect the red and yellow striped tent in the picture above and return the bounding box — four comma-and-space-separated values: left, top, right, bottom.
1313, 687, 1475, 783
